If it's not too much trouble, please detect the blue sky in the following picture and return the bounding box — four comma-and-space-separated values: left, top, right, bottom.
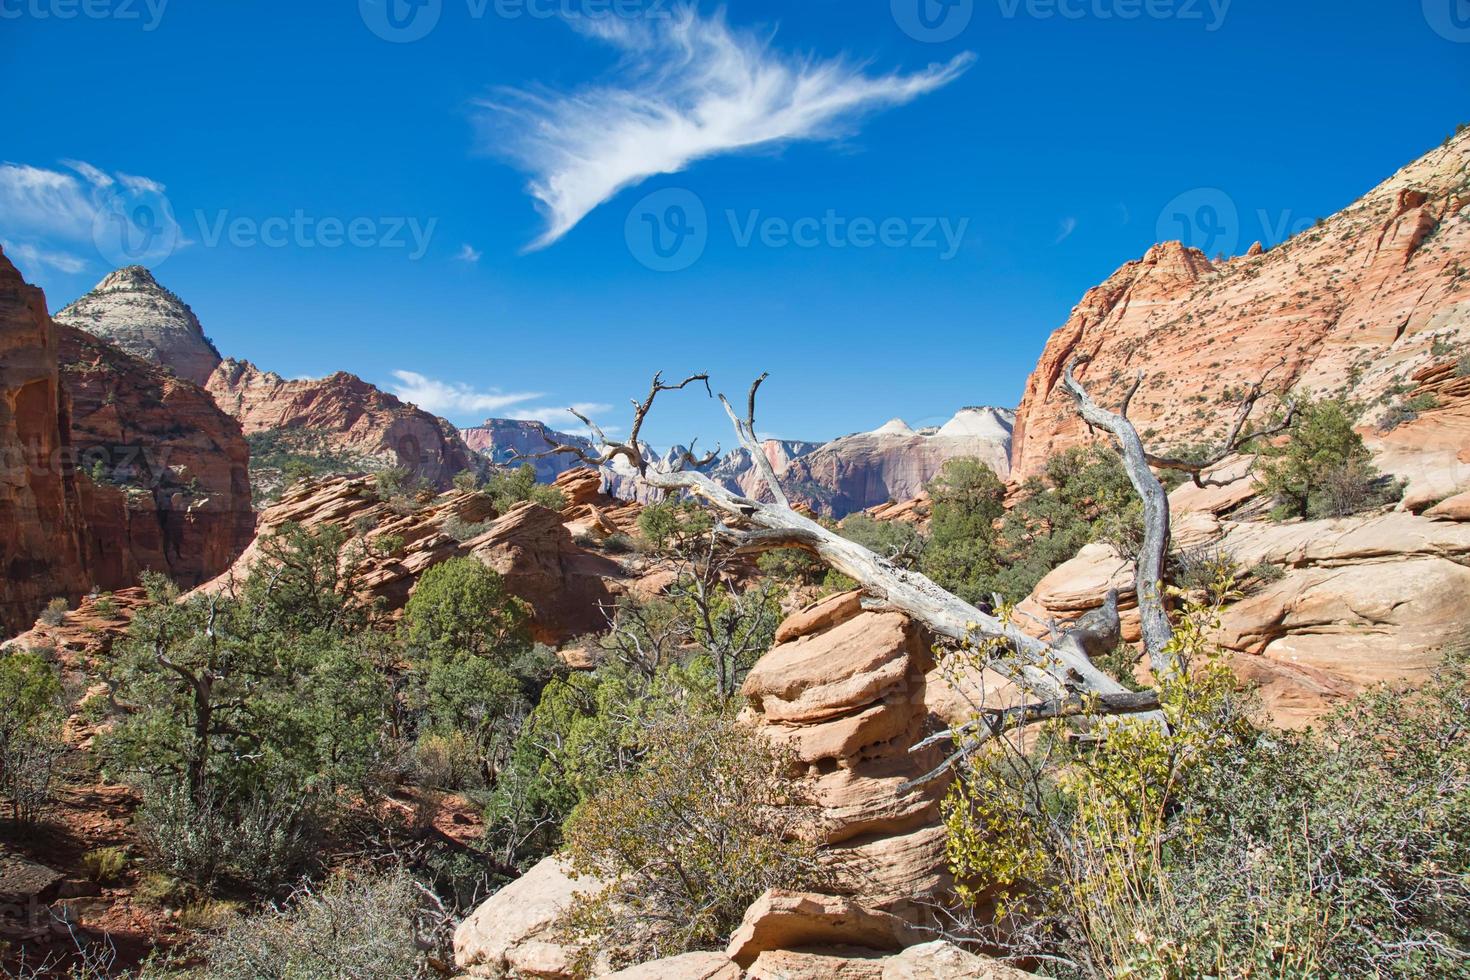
2, 0, 1467, 446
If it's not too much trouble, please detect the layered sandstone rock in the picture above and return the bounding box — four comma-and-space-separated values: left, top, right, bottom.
54, 266, 221, 385
1015, 462, 1470, 728
1010, 132, 1470, 489
207, 358, 483, 492
740, 596, 950, 918
0, 247, 90, 634
554, 467, 642, 540
197, 476, 625, 642
59, 324, 254, 592
2, 587, 147, 666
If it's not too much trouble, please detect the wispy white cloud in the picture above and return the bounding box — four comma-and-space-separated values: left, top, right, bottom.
0, 160, 182, 277
475, 7, 974, 249
454, 243, 483, 263
1053, 216, 1077, 244
389, 370, 544, 417
0, 239, 88, 275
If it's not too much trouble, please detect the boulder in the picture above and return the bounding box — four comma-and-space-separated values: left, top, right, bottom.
602, 952, 741, 979
725, 890, 925, 969
452, 856, 598, 978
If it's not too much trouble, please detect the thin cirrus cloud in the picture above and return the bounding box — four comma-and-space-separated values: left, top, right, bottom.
0, 159, 183, 275
388, 369, 612, 432
474, 7, 975, 250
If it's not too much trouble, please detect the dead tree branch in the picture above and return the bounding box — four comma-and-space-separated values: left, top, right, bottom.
531, 371, 1143, 708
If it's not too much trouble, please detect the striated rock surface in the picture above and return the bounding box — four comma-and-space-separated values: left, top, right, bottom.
54, 266, 221, 385
780, 408, 1013, 516
554, 467, 642, 540
1010, 132, 1470, 488
197, 476, 626, 643
59, 324, 254, 593
740, 597, 950, 918
0, 246, 90, 635
207, 358, 483, 492
1016, 462, 1470, 728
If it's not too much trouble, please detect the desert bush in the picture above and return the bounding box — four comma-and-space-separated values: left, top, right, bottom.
83, 847, 129, 885
442, 515, 493, 542
481, 463, 564, 512
199, 869, 432, 980
557, 714, 829, 970
941, 589, 1470, 978
836, 513, 925, 568
1247, 561, 1287, 585
1170, 544, 1241, 601
39, 597, 68, 626
0, 651, 65, 823
1257, 397, 1400, 519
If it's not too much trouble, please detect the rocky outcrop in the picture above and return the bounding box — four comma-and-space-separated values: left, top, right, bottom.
59, 324, 254, 593
207, 358, 483, 492
725, 890, 925, 969
740, 596, 949, 918
779, 409, 1013, 516
2, 587, 147, 666
1015, 460, 1470, 729
197, 476, 626, 642
452, 856, 598, 978
1010, 132, 1470, 487
0, 246, 90, 635
54, 266, 221, 385
465, 501, 626, 644
554, 467, 642, 540
1365, 359, 1470, 511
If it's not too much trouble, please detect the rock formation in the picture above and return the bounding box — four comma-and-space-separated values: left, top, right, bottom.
1010, 131, 1470, 493
54, 266, 221, 385
196, 475, 626, 643
1013, 457, 1470, 729
739, 594, 951, 920
459, 418, 596, 483
207, 358, 484, 493
59, 324, 254, 593
0, 246, 91, 635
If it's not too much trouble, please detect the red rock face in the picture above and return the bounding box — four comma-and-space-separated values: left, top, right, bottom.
0, 248, 90, 634
207, 358, 482, 490
1011, 132, 1470, 483
59, 325, 255, 591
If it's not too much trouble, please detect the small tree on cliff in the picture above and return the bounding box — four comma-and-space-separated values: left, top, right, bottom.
1255, 396, 1397, 519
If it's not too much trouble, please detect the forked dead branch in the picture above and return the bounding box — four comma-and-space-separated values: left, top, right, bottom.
522, 360, 1291, 777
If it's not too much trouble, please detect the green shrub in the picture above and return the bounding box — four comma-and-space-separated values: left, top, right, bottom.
39, 597, 68, 627
557, 715, 828, 970
481, 463, 564, 512
83, 847, 129, 885
0, 651, 65, 822
199, 869, 432, 980
836, 513, 924, 568
1257, 397, 1399, 518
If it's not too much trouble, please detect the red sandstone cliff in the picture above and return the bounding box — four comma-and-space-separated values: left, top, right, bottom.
1011, 130, 1470, 502
207, 358, 483, 492
0, 247, 90, 634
